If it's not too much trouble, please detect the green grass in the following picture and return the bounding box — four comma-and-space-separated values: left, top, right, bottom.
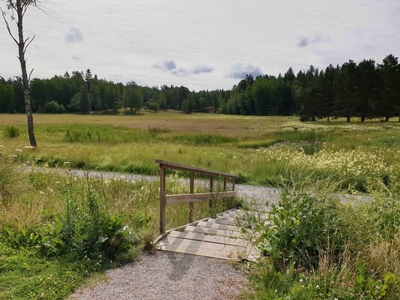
1, 112, 399, 192
0, 242, 88, 299
0, 149, 238, 299
1, 112, 400, 298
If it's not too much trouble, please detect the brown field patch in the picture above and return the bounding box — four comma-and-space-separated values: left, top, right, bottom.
0, 111, 296, 138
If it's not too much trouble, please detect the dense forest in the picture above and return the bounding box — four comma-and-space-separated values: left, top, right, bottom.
0, 54, 399, 122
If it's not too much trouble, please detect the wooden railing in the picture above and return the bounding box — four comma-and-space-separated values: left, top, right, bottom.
155, 159, 239, 234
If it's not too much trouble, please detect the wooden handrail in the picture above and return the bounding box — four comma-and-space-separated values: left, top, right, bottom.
154, 159, 239, 179
155, 159, 238, 234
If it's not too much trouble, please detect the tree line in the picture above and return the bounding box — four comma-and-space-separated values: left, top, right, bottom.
0, 54, 399, 121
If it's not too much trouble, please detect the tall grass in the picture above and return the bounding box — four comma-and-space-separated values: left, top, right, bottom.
3, 125, 20, 138
0, 145, 238, 299
246, 176, 400, 299
1, 112, 400, 193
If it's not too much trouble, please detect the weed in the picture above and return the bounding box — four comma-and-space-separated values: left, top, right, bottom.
3, 125, 20, 138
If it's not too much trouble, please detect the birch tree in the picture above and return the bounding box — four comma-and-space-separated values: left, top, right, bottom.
1, 0, 40, 147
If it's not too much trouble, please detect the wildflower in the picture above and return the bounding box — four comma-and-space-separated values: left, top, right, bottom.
299, 279, 303, 283
376, 286, 380, 290
316, 285, 320, 289
15, 149, 22, 152
331, 281, 335, 285
370, 269, 375, 274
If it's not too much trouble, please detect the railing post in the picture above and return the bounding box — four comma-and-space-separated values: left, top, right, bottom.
189, 171, 194, 223
160, 165, 166, 234
209, 175, 214, 213
223, 176, 227, 209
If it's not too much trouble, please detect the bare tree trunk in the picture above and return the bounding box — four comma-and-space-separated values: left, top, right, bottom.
16, 0, 37, 147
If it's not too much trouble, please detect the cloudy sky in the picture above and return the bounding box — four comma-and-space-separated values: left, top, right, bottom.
1, 0, 399, 91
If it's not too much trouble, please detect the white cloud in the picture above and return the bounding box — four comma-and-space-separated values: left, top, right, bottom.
153, 60, 177, 72
65, 27, 83, 43
0, 0, 399, 91
228, 64, 263, 79
153, 60, 214, 77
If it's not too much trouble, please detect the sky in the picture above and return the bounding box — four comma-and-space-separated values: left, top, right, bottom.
1, 0, 399, 91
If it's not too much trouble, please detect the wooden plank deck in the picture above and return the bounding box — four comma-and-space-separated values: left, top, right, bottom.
155, 209, 261, 261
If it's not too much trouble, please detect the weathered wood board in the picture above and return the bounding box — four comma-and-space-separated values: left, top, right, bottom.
155, 209, 260, 261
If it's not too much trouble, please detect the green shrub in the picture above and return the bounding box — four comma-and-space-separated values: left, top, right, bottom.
60, 182, 133, 260
38, 101, 66, 114
145, 101, 160, 112
174, 133, 236, 145
276, 130, 317, 142
3, 126, 20, 138
301, 143, 320, 155
258, 188, 346, 271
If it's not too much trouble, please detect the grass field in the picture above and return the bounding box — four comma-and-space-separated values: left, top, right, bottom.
1, 111, 400, 299
1, 111, 399, 193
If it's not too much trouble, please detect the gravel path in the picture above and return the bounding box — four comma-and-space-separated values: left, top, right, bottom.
69, 252, 249, 300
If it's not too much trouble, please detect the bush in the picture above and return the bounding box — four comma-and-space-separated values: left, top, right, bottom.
145, 101, 159, 112
3, 126, 20, 138
58, 182, 133, 260
258, 188, 346, 271
38, 101, 66, 114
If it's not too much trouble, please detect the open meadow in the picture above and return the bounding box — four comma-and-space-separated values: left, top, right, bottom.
1, 111, 400, 299
1, 111, 400, 192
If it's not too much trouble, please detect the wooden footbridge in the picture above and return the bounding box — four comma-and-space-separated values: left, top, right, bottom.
153, 160, 261, 261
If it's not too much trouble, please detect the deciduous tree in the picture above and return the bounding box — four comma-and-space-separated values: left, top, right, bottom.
1, 0, 41, 147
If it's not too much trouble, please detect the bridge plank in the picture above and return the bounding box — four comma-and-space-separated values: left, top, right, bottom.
184, 225, 243, 238
158, 236, 249, 260
168, 230, 249, 247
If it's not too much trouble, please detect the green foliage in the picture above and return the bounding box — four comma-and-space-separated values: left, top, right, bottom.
0, 241, 88, 299
259, 189, 346, 271
3, 125, 20, 138
123, 82, 143, 114
145, 101, 160, 112
301, 143, 321, 155
0, 161, 13, 207
38, 101, 66, 114
174, 133, 236, 145
275, 130, 317, 142
251, 260, 396, 300
60, 182, 133, 260
248, 180, 400, 299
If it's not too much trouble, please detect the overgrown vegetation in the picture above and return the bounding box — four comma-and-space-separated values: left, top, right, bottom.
246, 178, 400, 299
1, 113, 399, 299
1, 113, 399, 194
0, 145, 235, 299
